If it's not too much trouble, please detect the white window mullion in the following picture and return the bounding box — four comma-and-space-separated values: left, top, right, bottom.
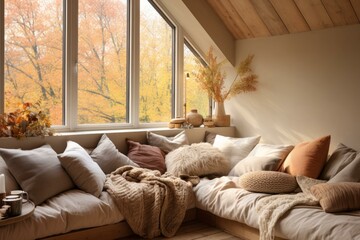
129, 0, 140, 128
64, 0, 78, 131
175, 28, 185, 119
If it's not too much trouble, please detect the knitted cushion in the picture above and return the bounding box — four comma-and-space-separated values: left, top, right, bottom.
238, 171, 298, 194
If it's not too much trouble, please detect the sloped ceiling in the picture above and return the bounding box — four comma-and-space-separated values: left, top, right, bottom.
207, 0, 360, 40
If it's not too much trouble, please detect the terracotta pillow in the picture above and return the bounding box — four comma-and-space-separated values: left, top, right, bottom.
280, 135, 331, 178
311, 182, 360, 213
127, 140, 166, 174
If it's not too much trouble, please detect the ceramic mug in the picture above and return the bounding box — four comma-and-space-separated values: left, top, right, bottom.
10, 190, 28, 203
2, 196, 22, 216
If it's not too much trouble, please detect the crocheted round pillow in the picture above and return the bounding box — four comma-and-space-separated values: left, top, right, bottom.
238, 171, 298, 193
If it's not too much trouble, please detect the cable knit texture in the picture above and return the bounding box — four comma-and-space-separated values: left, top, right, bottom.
104, 165, 191, 238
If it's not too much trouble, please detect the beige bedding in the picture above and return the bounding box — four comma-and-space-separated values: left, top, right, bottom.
194, 176, 360, 240
0, 189, 124, 240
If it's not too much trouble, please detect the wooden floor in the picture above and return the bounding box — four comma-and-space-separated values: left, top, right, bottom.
121, 221, 241, 240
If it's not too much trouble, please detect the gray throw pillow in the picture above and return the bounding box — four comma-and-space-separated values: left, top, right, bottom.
147, 131, 189, 153
90, 134, 138, 174
329, 154, 360, 183
59, 141, 106, 197
0, 145, 74, 205
320, 143, 358, 180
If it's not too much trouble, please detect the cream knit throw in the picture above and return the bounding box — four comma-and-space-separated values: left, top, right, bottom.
105, 165, 191, 238
256, 193, 318, 240
256, 175, 326, 240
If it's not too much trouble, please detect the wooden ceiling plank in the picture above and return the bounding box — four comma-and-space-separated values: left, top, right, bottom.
229, 0, 271, 38
219, 0, 254, 39
269, 0, 310, 33
322, 0, 359, 26
350, 0, 360, 21
207, 0, 245, 39
250, 0, 289, 36
294, 0, 334, 30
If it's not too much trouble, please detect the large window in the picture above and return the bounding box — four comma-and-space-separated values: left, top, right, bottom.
139, 0, 174, 123
4, 0, 64, 125
78, 0, 128, 124
1, 0, 209, 130
184, 42, 210, 118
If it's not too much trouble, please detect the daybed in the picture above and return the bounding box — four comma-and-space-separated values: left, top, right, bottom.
0, 128, 360, 240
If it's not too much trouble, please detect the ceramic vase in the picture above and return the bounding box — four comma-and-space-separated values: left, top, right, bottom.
213, 101, 230, 127
186, 109, 203, 127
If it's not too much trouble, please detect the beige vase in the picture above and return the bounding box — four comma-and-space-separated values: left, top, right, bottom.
213, 101, 230, 127
186, 109, 203, 127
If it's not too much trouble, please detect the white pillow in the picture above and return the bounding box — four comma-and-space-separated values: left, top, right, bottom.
228, 143, 294, 176
213, 135, 261, 169
229, 156, 281, 176
247, 143, 294, 170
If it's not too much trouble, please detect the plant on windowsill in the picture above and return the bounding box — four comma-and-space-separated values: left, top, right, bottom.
195, 47, 258, 126
0, 102, 54, 139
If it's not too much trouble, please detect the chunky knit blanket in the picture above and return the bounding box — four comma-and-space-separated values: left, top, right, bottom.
104, 165, 192, 238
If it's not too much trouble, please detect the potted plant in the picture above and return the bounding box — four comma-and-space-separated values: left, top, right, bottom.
195, 47, 258, 126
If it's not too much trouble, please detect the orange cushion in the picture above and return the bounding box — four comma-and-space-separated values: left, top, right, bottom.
280, 135, 330, 178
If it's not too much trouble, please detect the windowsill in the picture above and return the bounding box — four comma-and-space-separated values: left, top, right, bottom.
54, 126, 234, 136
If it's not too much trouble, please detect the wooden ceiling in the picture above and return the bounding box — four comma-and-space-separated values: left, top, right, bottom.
207, 0, 360, 40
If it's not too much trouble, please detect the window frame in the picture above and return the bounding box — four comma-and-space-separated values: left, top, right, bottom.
0, 0, 208, 132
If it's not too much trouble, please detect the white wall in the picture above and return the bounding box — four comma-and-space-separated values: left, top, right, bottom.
227, 24, 360, 151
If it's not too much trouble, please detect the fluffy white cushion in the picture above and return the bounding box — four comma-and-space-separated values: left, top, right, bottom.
238, 171, 298, 194
59, 141, 106, 197
147, 131, 189, 153
165, 143, 230, 177
213, 135, 261, 169
90, 134, 138, 174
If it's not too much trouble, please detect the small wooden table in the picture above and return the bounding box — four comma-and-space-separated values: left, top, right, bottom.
0, 201, 35, 226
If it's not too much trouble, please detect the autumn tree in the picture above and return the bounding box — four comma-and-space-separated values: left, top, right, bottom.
5, 0, 63, 124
